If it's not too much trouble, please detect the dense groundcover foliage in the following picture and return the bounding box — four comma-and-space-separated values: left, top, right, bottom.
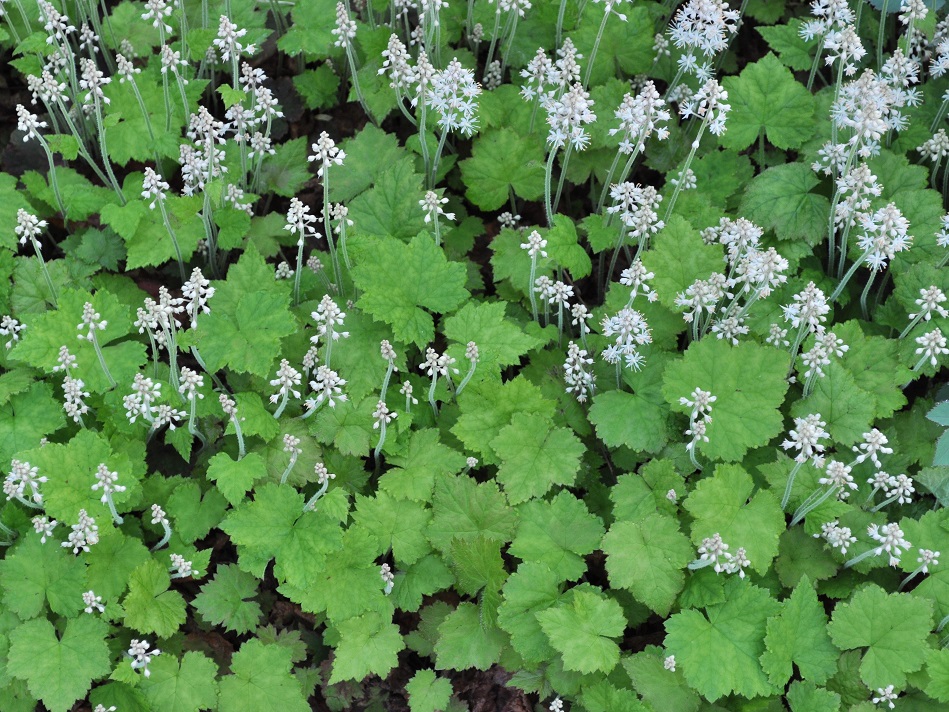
2, 0, 949, 709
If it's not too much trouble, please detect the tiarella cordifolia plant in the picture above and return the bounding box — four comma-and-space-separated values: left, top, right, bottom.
1, 0, 949, 710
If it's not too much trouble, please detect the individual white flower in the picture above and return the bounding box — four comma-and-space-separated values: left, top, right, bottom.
815, 520, 857, 554
0, 316, 25, 349
213, 14, 254, 62
884, 473, 915, 505
915, 328, 948, 367
32, 515, 58, 543
852, 429, 893, 468
128, 639, 161, 677
663, 655, 676, 671
520, 230, 547, 258
91, 464, 126, 503
819, 460, 857, 499
82, 590, 105, 614
420, 190, 455, 223
867, 522, 911, 566
308, 131, 345, 177
781, 413, 829, 463
372, 400, 397, 428
178, 367, 204, 401
916, 548, 939, 574
871, 685, 898, 709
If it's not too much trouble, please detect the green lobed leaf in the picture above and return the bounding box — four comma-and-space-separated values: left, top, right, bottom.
138, 652, 219, 712
665, 579, 781, 702
352, 233, 469, 347
603, 512, 692, 616
122, 559, 187, 639
760, 576, 839, 686
7, 616, 110, 712
720, 53, 816, 151
192, 564, 262, 635
741, 162, 831, 244
489, 412, 585, 504
406, 669, 453, 712
536, 587, 627, 675
663, 339, 790, 462
828, 584, 933, 689
217, 639, 310, 712
460, 128, 545, 210
509, 492, 604, 583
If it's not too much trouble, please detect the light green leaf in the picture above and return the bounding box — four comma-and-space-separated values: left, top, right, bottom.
434, 602, 506, 671
684, 464, 784, 575
353, 491, 433, 566
348, 159, 428, 240
329, 611, 406, 684
665, 579, 781, 702
721, 53, 815, 151
460, 128, 545, 210
791, 362, 877, 446
603, 512, 692, 616
7, 616, 110, 712
206, 452, 268, 506
536, 588, 626, 675
509, 492, 604, 582
352, 233, 469, 347
427, 473, 517, 553
139, 652, 218, 712
741, 162, 830, 244
663, 339, 789, 462
0, 533, 87, 620
217, 640, 310, 712
761, 576, 839, 686
406, 669, 453, 712
640, 216, 724, 312
490, 412, 584, 504
828, 584, 933, 688
192, 564, 262, 634
497, 563, 562, 664
122, 559, 187, 638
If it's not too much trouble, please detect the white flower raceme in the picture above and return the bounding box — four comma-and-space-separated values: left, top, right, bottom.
426, 58, 482, 135
867, 522, 911, 566
308, 131, 346, 177
544, 82, 597, 150
420, 190, 455, 223
782, 413, 829, 463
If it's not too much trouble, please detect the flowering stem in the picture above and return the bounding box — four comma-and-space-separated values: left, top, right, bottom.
380, 361, 395, 403
293, 240, 305, 306
431, 129, 449, 187
279, 451, 299, 485
152, 521, 173, 551
0, 518, 16, 540
870, 494, 900, 512
859, 268, 878, 320
322, 173, 345, 295
780, 460, 805, 510
843, 546, 880, 569
555, 0, 567, 46
104, 492, 124, 526
544, 146, 558, 227
485, 10, 503, 75
273, 390, 290, 419
156, 199, 187, 282
898, 568, 924, 591
428, 374, 440, 417
303, 479, 331, 511
28, 237, 58, 307
456, 361, 478, 396
806, 37, 826, 91
499, 13, 520, 76
829, 250, 870, 302
34, 134, 67, 218
583, 10, 611, 87
373, 420, 387, 470
88, 331, 116, 388
528, 253, 539, 323
187, 398, 207, 450
790, 485, 838, 526
344, 43, 373, 122
553, 144, 574, 216
92, 98, 126, 205
418, 102, 432, 189
665, 120, 710, 221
